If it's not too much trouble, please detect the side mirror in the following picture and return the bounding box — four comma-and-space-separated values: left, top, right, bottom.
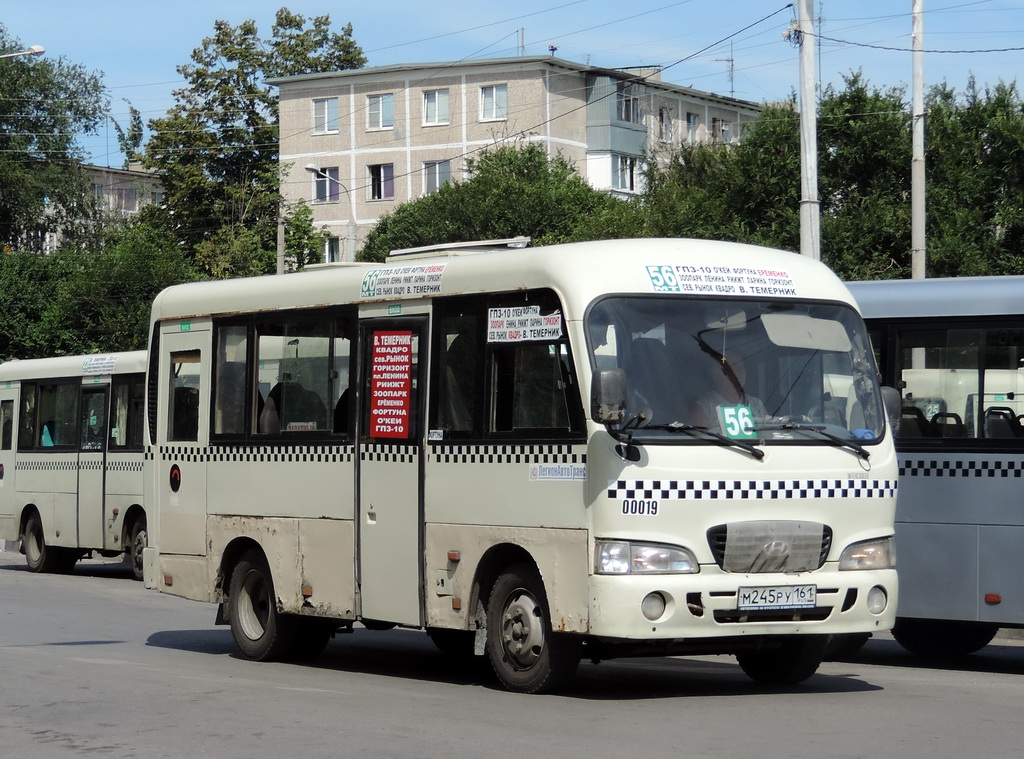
592, 368, 627, 424
880, 386, 901, 433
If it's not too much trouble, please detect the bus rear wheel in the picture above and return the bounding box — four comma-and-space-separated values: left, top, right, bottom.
228, 550, 296, 661
736, 635, 828, 685
485, 564, 580, 694
23, 514, 76, 574
892, 618, 999, 658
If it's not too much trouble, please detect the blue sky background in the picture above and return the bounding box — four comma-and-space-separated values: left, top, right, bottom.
5, 0, 1024, 167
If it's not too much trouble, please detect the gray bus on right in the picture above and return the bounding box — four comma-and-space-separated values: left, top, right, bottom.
849, 275, 1024, 657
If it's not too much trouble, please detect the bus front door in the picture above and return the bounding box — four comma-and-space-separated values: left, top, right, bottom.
0, 385, 17, 540
357, 318, 427, 627
77, 386, 108, 551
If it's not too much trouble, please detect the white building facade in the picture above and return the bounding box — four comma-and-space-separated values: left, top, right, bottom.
270, 57, 760, 262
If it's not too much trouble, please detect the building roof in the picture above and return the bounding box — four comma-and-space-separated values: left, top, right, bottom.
267, 56, 760, 111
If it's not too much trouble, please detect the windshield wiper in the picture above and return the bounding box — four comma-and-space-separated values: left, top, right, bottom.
755, 421, 870, 460
641, 422, 765, 461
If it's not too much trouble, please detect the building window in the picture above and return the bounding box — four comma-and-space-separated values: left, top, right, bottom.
480, 84, 508, 121
613, 155, 638, 192
686, 113, 699, 144
658, 107, 673, 141
313, 167, 341, 203
423, 89, 450, 125
424, 160, 451, 195
616, 83, 642, 124
369, 164, 395, 200
712, 118, 732, 145
325, 237, 342, 263
313, 97, 340, 133
368, 93, 394, 130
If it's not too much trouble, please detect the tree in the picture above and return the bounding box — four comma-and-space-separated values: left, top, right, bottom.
360, 143, 621, 261
0, 24, 107, 251
0, 219, 199, 361
144, 8, 366, 277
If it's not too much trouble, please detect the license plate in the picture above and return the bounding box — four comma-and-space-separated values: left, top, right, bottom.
737, 584, 816, 610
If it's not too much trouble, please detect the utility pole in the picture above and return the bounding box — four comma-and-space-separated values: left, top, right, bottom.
911, 0, 926, 279
797, 0, 821, 260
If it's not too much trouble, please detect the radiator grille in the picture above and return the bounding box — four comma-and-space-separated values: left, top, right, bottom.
707, 521, 832, 573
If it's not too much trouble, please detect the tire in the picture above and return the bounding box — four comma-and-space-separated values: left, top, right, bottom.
128, 518, 147, 582
23, 513, 74, 574
485, 564, 580, 694
891, 618, 999, 658
427, 627, 476, 657
824, 632, 871, 661
228, 550, 296, 661
736, 635, 828, 685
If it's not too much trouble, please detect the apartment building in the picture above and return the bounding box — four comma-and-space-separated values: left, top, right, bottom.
270, 56, 760, 262
37, 164, 164, 253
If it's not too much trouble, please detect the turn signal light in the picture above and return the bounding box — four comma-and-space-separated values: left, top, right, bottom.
985, 593, 1002, 605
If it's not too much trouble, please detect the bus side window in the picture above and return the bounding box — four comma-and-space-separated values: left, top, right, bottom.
492, 342, 573, 432
214, 325, 248, 436
438, 316, 481, 435
18, 385, 36, 450
1, 399, 12, 450
169, 351, 201, 442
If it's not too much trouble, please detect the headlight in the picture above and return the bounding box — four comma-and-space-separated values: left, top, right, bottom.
839, 537, 895, 570
596, 540, 699, 574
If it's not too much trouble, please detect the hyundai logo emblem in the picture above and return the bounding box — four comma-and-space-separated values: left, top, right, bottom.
762, 540, 791, 557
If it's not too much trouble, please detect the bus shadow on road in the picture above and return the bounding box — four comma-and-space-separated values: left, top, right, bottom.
846, 637, 1024, 677
147, 626, 884, 698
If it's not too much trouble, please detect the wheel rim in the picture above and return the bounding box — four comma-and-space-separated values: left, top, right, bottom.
237, 568, 271, 642
131, 529, 147, 575
25, 522, 42, 565
499, 588, 546, 671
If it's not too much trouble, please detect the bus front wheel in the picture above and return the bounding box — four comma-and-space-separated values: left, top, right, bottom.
128, 518, 147, 582
228, 550, 296, 661
485, 564, 580, 694
736, 635, 828, 685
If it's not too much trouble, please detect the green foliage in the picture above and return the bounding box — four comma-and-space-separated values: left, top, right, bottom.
0, 221, 199, 361
144, 7, 365, 278
360, 143, 622, 261
285, 202, 328, 270
0, 24, 107, 250
112, 101, 144, 169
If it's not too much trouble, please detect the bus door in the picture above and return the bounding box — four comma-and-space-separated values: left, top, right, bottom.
156, 327, 210, 556
0, 383, 17, 532
357, 318, 427, 626
77, 385, 108, 550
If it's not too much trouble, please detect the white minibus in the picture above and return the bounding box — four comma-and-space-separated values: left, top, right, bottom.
0, 351, 148, 578
143, 238, 898, 692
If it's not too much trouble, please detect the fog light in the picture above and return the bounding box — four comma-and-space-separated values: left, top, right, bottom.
641, 592, 667, 621
867, 586, 887, 615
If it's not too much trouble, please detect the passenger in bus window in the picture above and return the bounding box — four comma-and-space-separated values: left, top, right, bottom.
690, 351, 768, 430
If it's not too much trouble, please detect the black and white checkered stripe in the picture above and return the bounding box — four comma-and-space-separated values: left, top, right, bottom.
361, 443, 417, 464
429, 444, 585, 465
107, 460, 144, 473
900, 458, 1024, 478
15, 459, 79, 472
606, 479, 897, 500
156, 444, 354, 464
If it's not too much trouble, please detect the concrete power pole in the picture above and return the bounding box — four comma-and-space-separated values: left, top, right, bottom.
797, 0, 821, 260
911, 0, 926, 279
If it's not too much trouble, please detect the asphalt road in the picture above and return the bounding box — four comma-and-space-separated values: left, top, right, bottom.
2, 549, 1023, 759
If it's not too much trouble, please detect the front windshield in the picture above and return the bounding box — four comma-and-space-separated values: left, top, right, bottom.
588, 296, 885, 444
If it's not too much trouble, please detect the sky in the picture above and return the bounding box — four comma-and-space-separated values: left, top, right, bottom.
5, 0, 1024, 167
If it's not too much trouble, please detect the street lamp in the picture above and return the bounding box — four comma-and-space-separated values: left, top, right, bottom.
305, 164, 354, 264
0, 45, 45, 60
